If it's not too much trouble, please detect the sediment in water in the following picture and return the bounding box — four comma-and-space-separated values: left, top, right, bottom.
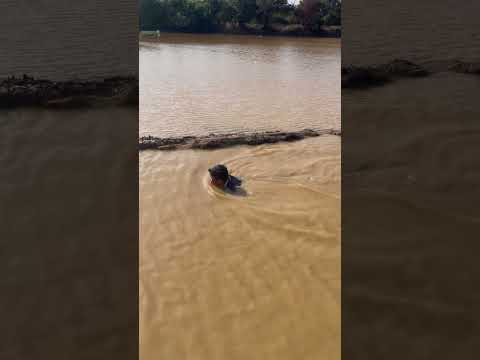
0, 75, 138, 108
139, 128, 341, 151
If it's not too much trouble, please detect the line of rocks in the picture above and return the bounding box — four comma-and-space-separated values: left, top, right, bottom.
342, 59, 480, 89
342, 59, 429, 89
449, 60, 480, 75
139, 128, 341, 151
0, 75, 138, 108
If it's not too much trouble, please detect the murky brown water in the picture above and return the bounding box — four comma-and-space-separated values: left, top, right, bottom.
140, 137, 340, 360
140, 33, 340, 137
1, 107, 138, 359
140, 34, 340, 360
343, 72, 480, 356
1, 2, 139, 359
0, 1, 137, 80
344, 0, 480, 66
343, 1, 480, 356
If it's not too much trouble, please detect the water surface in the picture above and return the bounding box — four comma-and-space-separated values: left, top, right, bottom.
344, 0, 480, 66
140, 136, 340, 360
0, 1, 137, 80
342, 2, 480, 353
140, 33, 340, 136
140, 33, 341, 360
1, 107, 138, 359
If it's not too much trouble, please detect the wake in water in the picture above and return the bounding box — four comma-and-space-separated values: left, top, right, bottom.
140, 136, 340, 360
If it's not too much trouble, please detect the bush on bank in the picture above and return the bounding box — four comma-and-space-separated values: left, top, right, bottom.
140, 0, 341, 35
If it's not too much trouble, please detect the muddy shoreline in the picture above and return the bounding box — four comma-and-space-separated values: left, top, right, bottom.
342, 59, 480, 89
139, 128, 341, 151
140, 25, 341, 39
0, 75, 138, 108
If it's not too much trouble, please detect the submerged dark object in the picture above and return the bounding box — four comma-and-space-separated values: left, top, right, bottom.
208, 164, 242, 191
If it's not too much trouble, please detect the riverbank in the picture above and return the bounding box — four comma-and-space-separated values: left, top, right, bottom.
140, 24, 341, 39
0, 75, 138, 108
139, 128, 341, 151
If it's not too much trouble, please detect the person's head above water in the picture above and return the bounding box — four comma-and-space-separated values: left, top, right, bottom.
208, 164, 242, 191
208, 164, 229, 188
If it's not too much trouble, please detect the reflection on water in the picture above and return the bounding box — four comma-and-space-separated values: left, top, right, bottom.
140, 136, 340, 360
140, 33, 340, 137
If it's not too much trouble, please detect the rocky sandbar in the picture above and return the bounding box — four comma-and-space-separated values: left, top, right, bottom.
139, 128, 341, 151
0, 75, 138, 108
342, 59, 429, 89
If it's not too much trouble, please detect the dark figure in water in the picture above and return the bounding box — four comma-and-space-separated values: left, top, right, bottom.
208, 164, 242, 191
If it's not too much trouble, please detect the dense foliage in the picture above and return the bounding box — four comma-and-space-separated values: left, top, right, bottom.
140, 0, 341, 34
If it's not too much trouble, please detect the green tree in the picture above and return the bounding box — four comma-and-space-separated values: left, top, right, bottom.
322, 0, 341, 26
139, 0, 340, 33
297, 0, 340, 31
256, 0, 288, 30
237, 0, 257, 25
208, 0, 222, 25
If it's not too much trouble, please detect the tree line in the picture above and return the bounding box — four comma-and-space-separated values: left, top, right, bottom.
140, 0, 341, 34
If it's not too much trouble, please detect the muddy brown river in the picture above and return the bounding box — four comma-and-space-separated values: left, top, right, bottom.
342, 1, 480, 357
140, 34, 341, 360
140, 33, 340, 136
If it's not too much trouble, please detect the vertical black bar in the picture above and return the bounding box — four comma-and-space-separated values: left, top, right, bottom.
0, 1, 138, 359
343, 1, 480, 359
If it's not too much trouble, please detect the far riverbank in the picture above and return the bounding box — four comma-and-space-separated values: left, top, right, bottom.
140, 24, 341, 39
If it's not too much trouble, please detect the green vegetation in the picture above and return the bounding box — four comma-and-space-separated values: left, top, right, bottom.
140, 0, 341, 35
